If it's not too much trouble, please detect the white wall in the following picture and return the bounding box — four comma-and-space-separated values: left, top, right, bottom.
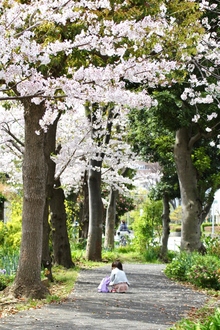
211, 190, 220, 224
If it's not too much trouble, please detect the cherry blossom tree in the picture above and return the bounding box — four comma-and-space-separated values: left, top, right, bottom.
141, 1, 220, 253
174, 0, 220, 252
0, 0, 207, 297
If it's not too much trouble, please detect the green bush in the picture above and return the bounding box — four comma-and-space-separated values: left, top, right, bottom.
143, 246, 161, 262
165, 251, 220, 290
0, 274, 14, 291
164, 252, 195, 281
1, 253, 19, 275
0, 248, 19, 275
186, 255, 220, 290
132, 199, 163, 253
201, 222, 217, 231
171, 308, 220, 330
203, 235, 220, 258
0, 196, 22, 249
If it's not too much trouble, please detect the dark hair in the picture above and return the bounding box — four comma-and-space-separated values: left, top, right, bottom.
112, 260, 123, 270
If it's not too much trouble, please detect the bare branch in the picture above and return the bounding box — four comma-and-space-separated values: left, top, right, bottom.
54, 129, 91, 180
2, 122, 24, 148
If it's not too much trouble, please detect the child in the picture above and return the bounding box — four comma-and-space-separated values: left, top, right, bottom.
109, 260, 130, 293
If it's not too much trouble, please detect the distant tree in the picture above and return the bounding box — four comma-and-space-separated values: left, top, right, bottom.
133, 199, 163, 253
128, 107, 179, 259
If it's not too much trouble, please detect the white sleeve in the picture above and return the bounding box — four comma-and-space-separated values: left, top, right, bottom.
110, 269, 116, 284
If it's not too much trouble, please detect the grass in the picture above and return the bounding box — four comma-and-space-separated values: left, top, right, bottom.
170, 302, 220, 329
0, 265, 79, 317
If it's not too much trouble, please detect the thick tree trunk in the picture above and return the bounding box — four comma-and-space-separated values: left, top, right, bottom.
104, 188, 118, 249
11, 101, 49, 299
86, 159, 103, 261
160, 193, 170, 261
50, 177, 74, 268
174, 128, 204, 252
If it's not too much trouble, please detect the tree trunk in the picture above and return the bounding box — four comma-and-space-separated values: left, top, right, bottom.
78, 171, 89, 241
104, 188, 118, 249
50, 177, 74, 268
174, 128, 204, 252
160, 193, 170, 261
11, 101, 49, 299
86, 159, 103, 261
44, 118, 74, 268
42, 198, 53, 282
85, 104, 115, 260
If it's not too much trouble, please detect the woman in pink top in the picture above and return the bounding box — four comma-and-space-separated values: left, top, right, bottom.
109, 261, 130, 293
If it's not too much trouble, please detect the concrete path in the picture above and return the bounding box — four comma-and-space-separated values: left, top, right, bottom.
0, 264, 208, 330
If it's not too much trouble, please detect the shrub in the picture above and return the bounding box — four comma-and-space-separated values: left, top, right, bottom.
165, 251, 220, 290
164, 252, 195, 281
132, 199, 163, 253
0, 196, 22, 249
0, 274, 14, 291
143, 246, 161, 262
203, 235, 220, 258
0, 250, 19, 275
186, 255, 220, 290
171, 308, 220, 330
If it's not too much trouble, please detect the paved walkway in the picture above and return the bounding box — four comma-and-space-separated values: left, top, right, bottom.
0, 264, 208, 330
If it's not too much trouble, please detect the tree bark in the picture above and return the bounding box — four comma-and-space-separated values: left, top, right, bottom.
174, 128, 204, 252
85, 104, 115, 260
44, 118, 74, 268
160, 193, 170, 261
86, 159, 103, 261
78, 171, 89, 241
11, 101, 49, 299
104, 188, 118, 249
50, 177, 74, 268
42, 198, 53, 282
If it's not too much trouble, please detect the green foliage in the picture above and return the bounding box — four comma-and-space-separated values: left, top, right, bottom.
65, 198, 79, 241
0, 221, 7, 245
170, 206, 182, 224
143, 246, 161, 262
116, 194, 136, 221
128, 107, 175, 167
128, 107, 179, 204
102, 186, 136, 227
171, 308, 220, 330
202, 235, 220, 258
192, 147, 211, 174
132, 199, 163, 253
71, 247, 86, 263
0, 252, 19, 275
45, 295, 60, 303
164, 251, 195, 281
152, 89, 194, 130
71, 238, 87, 251
71, 245, 146, 265
1, 198, 22, 249
0, 194, 21, 276
102, 245, 146, 263
165, 251, 220, 290
187, 256, 220, 290
0, 274, 14, 291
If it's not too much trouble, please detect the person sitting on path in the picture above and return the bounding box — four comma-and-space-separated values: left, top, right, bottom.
119, 220, 130, 233
109, 260, 130, 293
